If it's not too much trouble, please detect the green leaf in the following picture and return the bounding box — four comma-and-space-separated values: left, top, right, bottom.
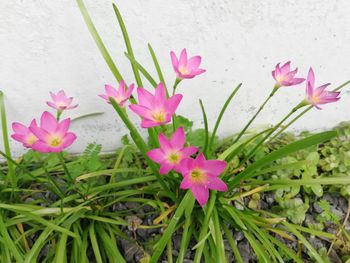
76, 0, 123, 81
228, 131, 337, 189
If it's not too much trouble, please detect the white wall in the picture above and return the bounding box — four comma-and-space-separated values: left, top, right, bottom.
1, 0, 349, 157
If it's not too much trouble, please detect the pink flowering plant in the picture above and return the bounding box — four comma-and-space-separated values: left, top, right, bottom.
0, 1, 349, 263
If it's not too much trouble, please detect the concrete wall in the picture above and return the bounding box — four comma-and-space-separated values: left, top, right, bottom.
1, 0, 349, 156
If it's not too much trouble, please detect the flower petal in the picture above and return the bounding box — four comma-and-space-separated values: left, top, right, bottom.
170, 127, 185, 149
208, 177, 227, 192
191, 185, 209, 206
40, 111, 58, 132
147, 148, 165, 163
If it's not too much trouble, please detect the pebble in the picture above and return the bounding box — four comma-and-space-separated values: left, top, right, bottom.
234, 231, 244, 241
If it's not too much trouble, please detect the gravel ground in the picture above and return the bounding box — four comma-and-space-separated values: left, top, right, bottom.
111, 192, 349, 263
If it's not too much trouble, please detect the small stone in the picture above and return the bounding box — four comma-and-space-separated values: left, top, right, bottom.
113, 202, 126, 211
313, 202, 323, 213
338, 197, 348, 214
237, 240, 252, 263
234, 231, 244, 241
323, 193, 338, 207
125, 202, 139, 209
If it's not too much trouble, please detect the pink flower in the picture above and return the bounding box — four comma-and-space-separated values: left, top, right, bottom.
170, 48, 206, 79
129, 83, 182, 128
11, 119, 39, 148
99, 81, 134, 106
304, 68, 340, 109
29, 111, 77, 153
47, 90, 78, 111
147, 127, 198, 175
179, 153, 228, 206
272, 61, 305, 87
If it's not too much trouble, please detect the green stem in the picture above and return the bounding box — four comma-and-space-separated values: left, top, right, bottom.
172, 78, 181, 96
0, 91, 15, 189
233, 86, 278, 144
56, 110, 63, 121
109, 98, 175, 200
57, 152, 73, 183
213, 207, 227, 263
208, 83, 242, 154
172, 78, 182, 131
176, 195, 195, 263
167, 239, 173, 263
268, 79, 350, 143
193, 191, 217, 263
241, 104, 301, 164
268, 106, 312, 143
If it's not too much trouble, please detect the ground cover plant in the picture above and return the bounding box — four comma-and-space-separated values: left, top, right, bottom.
1, 1, 350, 262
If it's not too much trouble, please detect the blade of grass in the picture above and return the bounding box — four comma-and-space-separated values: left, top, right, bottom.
148, 43, 169, 95
199, 99, 209, 156
212, 208, 227, 263
222, 224, 244, 263
208, 83, 242, 153
76, 0, 123, 81
150, 191, 193, 263
283, 222, 326, 263
0, 214, 23, 263
112, 3, 142, 87
89, 223, 103, 263
124, 52, 157, 87
0, 91, 15, 189
228, 130, 336, 189
96, 223, 126, 263
54, 233, 68, 263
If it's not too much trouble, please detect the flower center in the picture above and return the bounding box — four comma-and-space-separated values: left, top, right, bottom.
190, 168, 206, 183
56, 101, 67, 109
167, 152, 181, 164
27, 134, 38, 145
276, 75, 287, 83
49, 137, 62, 147
179, 66, 189, 75
152, 110, 166, 123
311, 95, 320, 104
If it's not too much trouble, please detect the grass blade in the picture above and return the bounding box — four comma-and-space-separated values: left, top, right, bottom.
199, 99, 209, 156
148, 43, 169, 95
76, 0, 123, 81
124, 52, 158, 87
0, 91, 15, 188
112, 3, 143, 87
0, 214, 23, 263
228, 130, 337, 189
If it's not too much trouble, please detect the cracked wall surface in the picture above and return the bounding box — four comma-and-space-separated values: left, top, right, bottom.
1, 0, 349, 156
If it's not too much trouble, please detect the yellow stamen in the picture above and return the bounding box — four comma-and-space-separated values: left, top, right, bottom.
27, 135, 37, 146
49, 137, 62, 147
179, 66, 189, 75
167, 152, 181, 164
190, 168, 206, 183
152, 111, 166, 123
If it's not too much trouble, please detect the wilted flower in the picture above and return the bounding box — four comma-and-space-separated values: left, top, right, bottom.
170, 48, 206, 79
129, 83, 182, 128
99, 81, 134, 106
47, 90, 78, 111
147, 127, 198, 174
179, 153, 227, 206
304, 68, 340, 109
272, 61, 305, 87
11, 119, 38, 148
30, 111, 76, 153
